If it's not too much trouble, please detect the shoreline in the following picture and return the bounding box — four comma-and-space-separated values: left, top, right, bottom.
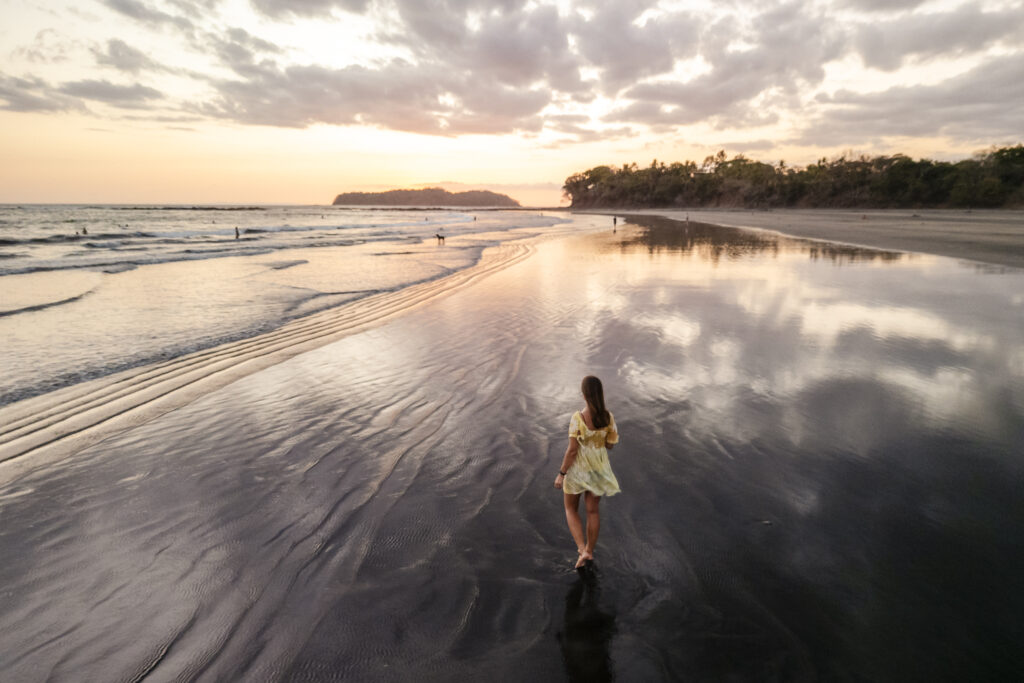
579, 208, 1024, 269
0, 215, 595, 470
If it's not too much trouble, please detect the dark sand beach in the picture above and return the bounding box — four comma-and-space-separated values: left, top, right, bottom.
2, 215, 1023, 681
628, 208, 1024, 269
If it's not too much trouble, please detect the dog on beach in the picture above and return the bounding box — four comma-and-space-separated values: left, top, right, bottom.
435, 233, 445, 243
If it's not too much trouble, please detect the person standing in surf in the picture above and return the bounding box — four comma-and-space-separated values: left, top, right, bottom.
555, 375, 621, 569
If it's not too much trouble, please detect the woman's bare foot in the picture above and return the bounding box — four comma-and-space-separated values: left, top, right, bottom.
574, 549, 594, 569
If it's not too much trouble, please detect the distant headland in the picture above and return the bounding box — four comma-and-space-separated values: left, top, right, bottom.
332, 187, 520, 207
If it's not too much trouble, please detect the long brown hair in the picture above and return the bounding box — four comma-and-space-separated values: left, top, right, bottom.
581, 375, 610, 429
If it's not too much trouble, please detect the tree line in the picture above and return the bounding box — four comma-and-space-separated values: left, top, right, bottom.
562, 145, 1024, 209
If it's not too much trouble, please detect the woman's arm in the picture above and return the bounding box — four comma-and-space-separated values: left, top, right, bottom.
554, 437, 579, 489
606, 414, 618, 451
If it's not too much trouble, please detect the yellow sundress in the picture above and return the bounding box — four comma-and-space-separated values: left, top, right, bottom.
563, 410, 621, 497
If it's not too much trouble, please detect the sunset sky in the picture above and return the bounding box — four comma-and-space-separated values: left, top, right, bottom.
1, 0, 1022, 206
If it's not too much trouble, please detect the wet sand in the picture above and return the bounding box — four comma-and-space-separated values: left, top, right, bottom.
619, 208, 1024, 269
2, 217, 1023, 681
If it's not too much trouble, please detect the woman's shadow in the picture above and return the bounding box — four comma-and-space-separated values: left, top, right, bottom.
557, 564, 616, 682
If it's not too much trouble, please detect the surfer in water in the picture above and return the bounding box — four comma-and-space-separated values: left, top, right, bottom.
555, 376, 621, 569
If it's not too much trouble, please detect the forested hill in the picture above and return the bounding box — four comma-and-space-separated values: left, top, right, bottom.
332, 187, 520, 207
563, 145, 1024, 209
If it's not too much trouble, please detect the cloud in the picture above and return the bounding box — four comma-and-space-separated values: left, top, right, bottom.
195, 1, 577, 135
570, 2, 699, 95
196, 60, 442, 130
93, 39, 162, 73
841, 0, 929, 11
102, 0, 194, 32
386, 0, 532, 48
4, 0, 1022, 152
0, 75, 85, 113
725, 139, 777, 152
445, 83, 549, 133
164, 0, 222, 18
380, 1, 584, 94
195, 57, 550, 134
223, 27, 281, 55
248, 0, 369, 19
610, 2, 844, 128
204, 27, 283, 74
854, 5, 1024, 71
12, 29, 79, 64
57, 79, 163, 106
796, 52, 1024, 145
456, 4, 583, 92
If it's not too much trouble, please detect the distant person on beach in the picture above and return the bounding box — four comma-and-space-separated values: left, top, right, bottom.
235, 227, 240, 239
555, 375, 620, 569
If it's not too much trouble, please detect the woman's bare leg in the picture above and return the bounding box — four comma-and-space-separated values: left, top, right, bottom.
584, 492, 601, 558
563, 493, 588, 567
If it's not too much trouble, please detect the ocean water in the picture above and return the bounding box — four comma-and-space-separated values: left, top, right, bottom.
0, 205, 566, 405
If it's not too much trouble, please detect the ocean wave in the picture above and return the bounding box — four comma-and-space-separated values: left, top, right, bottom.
107, 206, 268, 211
0, 289, 94, 318
264, 260, 309, 270
0, 231, 158, 246
100, 264, 139, 274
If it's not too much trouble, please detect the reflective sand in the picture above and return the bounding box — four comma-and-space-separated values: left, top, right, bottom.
1, 216, 1022, 681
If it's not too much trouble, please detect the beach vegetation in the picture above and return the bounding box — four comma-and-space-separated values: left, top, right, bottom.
563, 144, 1024, 209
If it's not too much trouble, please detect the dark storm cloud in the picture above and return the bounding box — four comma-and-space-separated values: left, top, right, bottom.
57, 79, 163, 106
797, 52, 1024, 144
93, 39, 162, 73
0, 75, 85, 112
854, 5, 1024, 71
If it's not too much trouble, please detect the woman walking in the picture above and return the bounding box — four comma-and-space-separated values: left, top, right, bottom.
555, 376, 620, 569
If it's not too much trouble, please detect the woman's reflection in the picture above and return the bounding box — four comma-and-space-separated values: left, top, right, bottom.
558, 567, 616, 682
